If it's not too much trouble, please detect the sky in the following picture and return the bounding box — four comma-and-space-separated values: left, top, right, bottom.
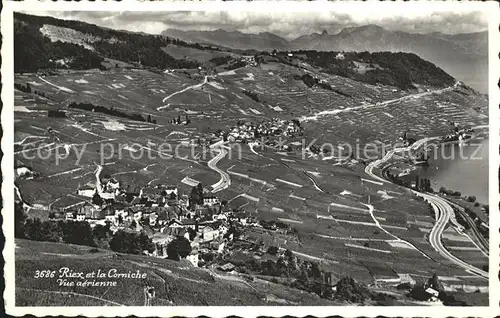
27, 7, 489, 40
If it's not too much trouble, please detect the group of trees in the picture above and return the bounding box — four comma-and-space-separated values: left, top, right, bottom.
14, 19, 104, 73
166, 237, 192, 261
171, 114, 190, 125
109, 229, 154, 254
15, 82, 48, 98
414, 175, 433, 192
259, 220, 298, 235
291, 50, 454, 90
14, 13, 213, 73
236, 246, 387, 303
225, 60, 247, 71
14, 83, 32, 94
242, 90, 260, 103
189, 183, 204, 208
408, 273, 468, 306
209, 55, 232, 67
439, 186, 461, 197
68, 102, 147, 123
47, 110, 67, 118
15, 203, 154, 255
146, 114, 157, 124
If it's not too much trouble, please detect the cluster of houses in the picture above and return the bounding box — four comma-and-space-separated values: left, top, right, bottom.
54, 176, 259, 267
240, 55, 257, 67
222, 118, 302, 143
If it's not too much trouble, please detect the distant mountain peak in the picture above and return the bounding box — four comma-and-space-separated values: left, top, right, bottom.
339, 24, 386, 36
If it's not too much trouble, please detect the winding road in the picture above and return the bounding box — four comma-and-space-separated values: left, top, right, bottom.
157, 76, 208, 110
365, 134, 488, 280
415, 191, 488, 279
208, 146, 231, 193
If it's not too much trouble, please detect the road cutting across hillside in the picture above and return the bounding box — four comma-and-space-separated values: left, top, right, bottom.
157, 76, 208, 110
301, 82, 459, 121
365, 132, 489, 280
208, 144, 231, 193
415, 191, 488, 279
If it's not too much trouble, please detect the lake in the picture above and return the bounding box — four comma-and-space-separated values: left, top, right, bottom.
411, 138, 489, 204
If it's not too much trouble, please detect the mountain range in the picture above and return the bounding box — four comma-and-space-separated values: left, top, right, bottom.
162, 25, 488, 93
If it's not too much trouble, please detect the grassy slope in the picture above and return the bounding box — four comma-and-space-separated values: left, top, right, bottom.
15, 239, 336, 306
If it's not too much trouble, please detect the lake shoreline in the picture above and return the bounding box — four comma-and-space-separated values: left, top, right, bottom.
410, 133, 489, 205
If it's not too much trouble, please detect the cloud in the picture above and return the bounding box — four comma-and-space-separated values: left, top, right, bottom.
28, 10, 488, 39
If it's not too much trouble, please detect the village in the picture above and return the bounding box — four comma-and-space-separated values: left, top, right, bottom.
46, 171, 303, 274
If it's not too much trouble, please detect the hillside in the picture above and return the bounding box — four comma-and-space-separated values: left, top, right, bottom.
162, 28, 291, 51
14, 12, 220, 72
15, 239, 337, 306
292, 25, 488, 93
161, 25, 488, 93
285, 50, 455, 90
15, 12, 461, 92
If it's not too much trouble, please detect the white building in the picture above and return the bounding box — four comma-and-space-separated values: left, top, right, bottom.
203, 196, 220, 206
200, 226, 219, 242
186, 250, 199, 267
77, 186, 96, 198
335, 53, 345, 60
165, 186, 178, 198
105, 179, 120, 192
100, 192, 116, 200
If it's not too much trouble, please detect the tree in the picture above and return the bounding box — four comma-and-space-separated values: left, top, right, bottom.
15, 202, 26, 238
335, 276, 372, 303
109, 230, 153, 255
166, 237, 192, 260
311, 262, 321, 279
138, 231, 155, 253
93, 223, 111, 241
187, 228, 197, 241
298, 268, 310, 286
61, 221, 95, 246
428, 273, 444, 292
93, 223, 112, 249
92, 192, 103, 205
147, 114, 152, 123
267, 246, 279, 255
109, 230, 131, 253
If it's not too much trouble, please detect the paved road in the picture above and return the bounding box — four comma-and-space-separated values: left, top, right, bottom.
94, 163, 103, 194
364, 137, 438, 183
301, 83, 458, 121
157, 76, 208, 110
208, 147, 231, 193
446, 200, 489, 257
364, 135, 488, 280
415, 191, 488, 280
